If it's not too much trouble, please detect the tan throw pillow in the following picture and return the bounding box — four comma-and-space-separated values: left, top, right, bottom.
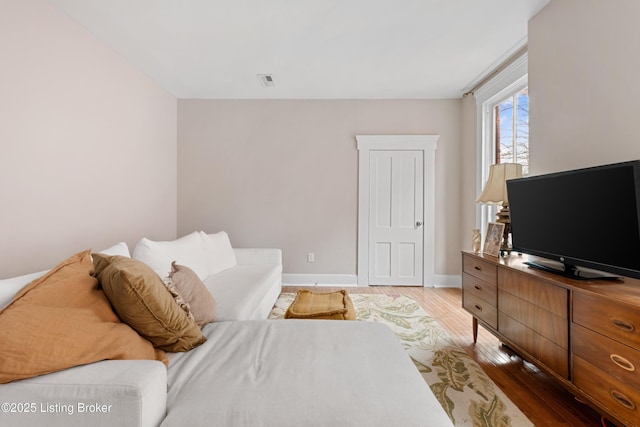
93, 254, 206, 352
169, 261, 216, 327
0, 250, 164, 384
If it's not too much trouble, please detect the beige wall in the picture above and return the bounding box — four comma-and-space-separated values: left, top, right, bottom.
178, 99, 462, 280
0, 0, 177, 278
528, 0, 640, 174
460, 94, 478, 253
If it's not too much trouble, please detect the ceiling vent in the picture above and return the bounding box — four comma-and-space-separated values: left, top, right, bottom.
257, 74, 276, 87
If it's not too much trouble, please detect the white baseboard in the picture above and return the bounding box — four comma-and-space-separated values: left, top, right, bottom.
282, 274, 461, 288
282, 274, 358, 287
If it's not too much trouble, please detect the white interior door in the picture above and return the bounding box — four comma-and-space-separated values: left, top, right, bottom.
368, 150, 424, 285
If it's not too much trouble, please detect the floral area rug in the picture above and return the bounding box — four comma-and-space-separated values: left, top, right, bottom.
269, 293, 533, 427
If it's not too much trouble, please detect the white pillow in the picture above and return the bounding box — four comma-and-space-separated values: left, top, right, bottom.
202, 231, 237, 275
95, 242, 131, 257
0, 270, 47, 310
132, 232, 209, 280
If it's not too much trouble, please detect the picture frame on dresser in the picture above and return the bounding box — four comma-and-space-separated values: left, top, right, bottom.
483, 222, 504, 257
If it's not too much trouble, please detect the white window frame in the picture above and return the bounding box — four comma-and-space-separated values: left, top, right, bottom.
474, 52, 528, 233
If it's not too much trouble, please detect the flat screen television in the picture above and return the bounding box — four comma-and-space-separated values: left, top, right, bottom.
506, 160, 640, 280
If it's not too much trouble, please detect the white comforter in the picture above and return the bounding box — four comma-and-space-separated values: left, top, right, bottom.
162, 319, 453, 427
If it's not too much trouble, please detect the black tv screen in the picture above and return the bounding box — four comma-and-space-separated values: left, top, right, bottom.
506, 160, 640, 280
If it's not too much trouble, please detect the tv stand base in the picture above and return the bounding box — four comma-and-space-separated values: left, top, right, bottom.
524, 260, 619, 281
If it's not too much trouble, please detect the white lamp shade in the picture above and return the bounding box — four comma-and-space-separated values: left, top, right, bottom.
476, 163, 523, 205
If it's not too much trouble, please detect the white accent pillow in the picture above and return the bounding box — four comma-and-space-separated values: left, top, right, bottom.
0, 270, 47, 310
95, 242, 131, 258
132, 232, 209, 280
202, 231, 237, 275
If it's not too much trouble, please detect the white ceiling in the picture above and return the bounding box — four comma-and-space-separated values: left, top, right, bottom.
49, 0, 550, 99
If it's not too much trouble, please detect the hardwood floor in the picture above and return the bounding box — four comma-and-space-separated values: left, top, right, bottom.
282, 286, 605, 427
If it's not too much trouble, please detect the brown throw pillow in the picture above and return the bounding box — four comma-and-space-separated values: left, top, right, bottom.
169, 261, 216, 327
93, 254, 206, 352
0, 250, 164, 384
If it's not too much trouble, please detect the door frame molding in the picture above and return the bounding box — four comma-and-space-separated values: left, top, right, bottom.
356, 135, 439, 286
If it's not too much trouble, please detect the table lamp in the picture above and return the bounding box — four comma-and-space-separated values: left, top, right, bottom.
476, 163, 523, 255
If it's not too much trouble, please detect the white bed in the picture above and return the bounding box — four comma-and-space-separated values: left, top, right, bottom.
162, 319, 453, 427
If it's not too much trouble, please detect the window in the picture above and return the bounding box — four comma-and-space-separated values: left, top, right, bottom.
473, 52, 529, 232
494, 87, 529, 174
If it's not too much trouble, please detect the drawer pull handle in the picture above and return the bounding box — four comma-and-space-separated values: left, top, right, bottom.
610, 354, 636, 372
474, 304, 482, 311
611, 390, 636, 410
612, 319, 635, 332
474, 285, 482, 291
474, 266, 483, 271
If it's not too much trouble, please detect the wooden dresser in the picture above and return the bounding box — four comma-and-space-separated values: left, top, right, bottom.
462, 250, 640, 427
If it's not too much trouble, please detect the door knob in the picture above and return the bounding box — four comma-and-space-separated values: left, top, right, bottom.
416, 221, 423, 227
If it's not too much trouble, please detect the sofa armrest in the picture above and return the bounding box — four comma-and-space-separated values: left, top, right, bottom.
233, 248, 282, 266
0, 360, 166, 427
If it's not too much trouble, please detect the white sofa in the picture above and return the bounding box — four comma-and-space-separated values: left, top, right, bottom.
203, 248, 282, 321
130, 231, 283, 322
0, 232, 282, 323
0, 233, 452, 427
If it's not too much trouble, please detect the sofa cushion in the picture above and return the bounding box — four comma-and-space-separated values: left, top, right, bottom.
170, 262, 216, 327
96, 241, 131, 257
163, 321, 453, 427
0, 360, 167, 427
94, 254, 206, 352
0, 250, 163, 384
202, 231, 237, 274
132, 232, 209, 280
203, 264, 281, 321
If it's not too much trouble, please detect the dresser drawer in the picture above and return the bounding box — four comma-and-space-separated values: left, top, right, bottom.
499, 313, 569, 378
499, 269, 568, 318
462, 255, 497, 284
462, 273, 497, 305
573, 323, 640, 389
574, 292, 640, 350
573, 355, 640, 426
500, 290, 568, 348
463, 292, 497, 329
